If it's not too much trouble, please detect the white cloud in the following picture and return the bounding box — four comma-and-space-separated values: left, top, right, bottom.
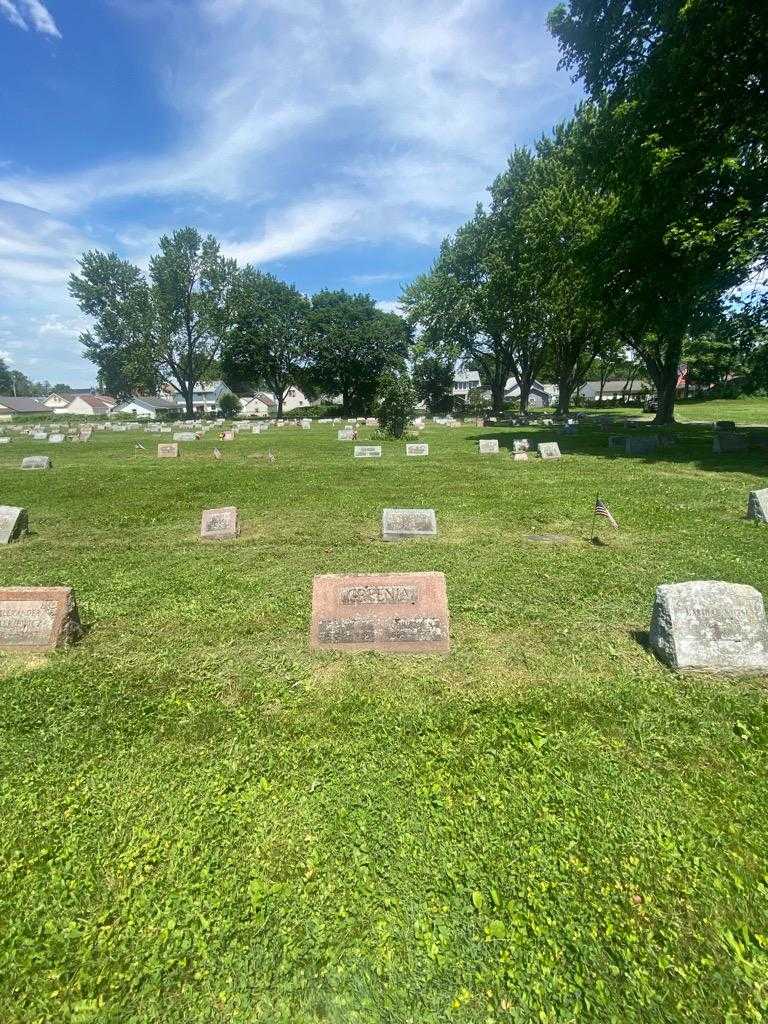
1, 0, 61, 35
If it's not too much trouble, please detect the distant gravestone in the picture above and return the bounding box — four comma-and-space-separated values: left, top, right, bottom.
311, 571, 449, 653
222, 430, 235, 441
200, 506, 239, 541
715, 420, 736, 431
512, 439, 529, 453
301, 419, 311, 429
354, 445, 381, 458
32, 432, 47, 440
479, 439, 499, 454
747, 488, 768, 523
0, 586, 83, 653
625, 435, 658, 455
173, 431, 196, 442
537, 442, 562, 460
649, 581, 768, 674
338, 429, 354, 441
513, 452, 529, 462
48, 433, 64, 444
406, 443, 429, 456
0, 437, 10, 444
561, 423, 577, 435
21, 456, 51, 470
0, 506, 28, 545
381, 508, 437, 541
608, 435, 627, 450
157, 443, 179, 458
713, 432, 748, 454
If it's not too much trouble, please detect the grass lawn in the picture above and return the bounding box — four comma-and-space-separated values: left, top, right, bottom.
572, 395, 768, 426
1, 417, 768, 1023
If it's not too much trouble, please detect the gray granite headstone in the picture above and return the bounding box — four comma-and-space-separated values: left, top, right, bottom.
0, 506, 27, 544
512, 439, 529, 453
649, 581, 768, 674
338, 429, 354, 441
21, 456, 52, 470
173, 431, 197, 442
157, 443, 179, 458
747, 488, 768, 523
48, 433, 64, 444
406, 443, 429, 456
200, 506, 239, 540
32, 432, 47, 440
713, 432, 748, 454
381, 508, 437, 541
625, 435, 658, 455
354, 445, 381, 458
0, 437, 10, 444
479, 439, 499, 454
537, 442, 562, 460
608, 435, 627, 450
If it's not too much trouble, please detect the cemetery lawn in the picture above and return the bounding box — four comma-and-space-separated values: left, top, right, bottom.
2, 418, 768, 1024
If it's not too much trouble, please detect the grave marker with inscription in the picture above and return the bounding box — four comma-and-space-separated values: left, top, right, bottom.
338, 429, 354, 441
537, 442, 562, 460
311, 571, 449, 653
173, 432, 197, 442
406, 443, 429, 456
649, 581, 768, 674
157, 443, 179, 458
512, 439, 529, 453
0, 506, 27, 544
381, 508, 437, 541
625, 435, 658, 455
0, 437, 10, 444
21, 456, 51, 470
0, 586, 83, 653
200, 506, 240, 541
479, 439, 499, 454
713, 432, 748, 454
49, 433, 65, 444
354, 445, 382, 458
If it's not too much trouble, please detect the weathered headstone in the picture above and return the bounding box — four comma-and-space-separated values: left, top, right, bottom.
0, 506, 27, 544
311, 571, 449, 653
479, 439, 499, 454
301, 419, 311, 429
747, 488, 768, 523
512, 439, 529, 453
173, 431, 196, 442
608, 435, 627, 450
354, 445, 381, 458
200, 506, 239, 541
48, 433, 65, 444
0, 437, 10, 444
381, 508, 437, 541
625, 435, 658, 455
0, 586, 83, 653
221, 430, 235, 441
406, 443, 429, 456
537, 442, 562, 460
32, 431, 47, 440
649, 581, 768, 674
713, 432, 748, 454
21, 456, 52, 470
157, 443, 179, 458
338, 429, 354, 441
513, 452, 529, 462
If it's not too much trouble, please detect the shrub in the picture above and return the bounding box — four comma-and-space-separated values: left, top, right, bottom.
377, 373, 415, 439
218, 393, 241, 418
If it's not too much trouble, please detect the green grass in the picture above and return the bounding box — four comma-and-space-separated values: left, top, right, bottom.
1, 417, 768, 1023
572, 395, 768, 425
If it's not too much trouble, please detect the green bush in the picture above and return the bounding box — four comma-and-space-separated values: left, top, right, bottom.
218, 393, 241, 419
377, 373, 415, 438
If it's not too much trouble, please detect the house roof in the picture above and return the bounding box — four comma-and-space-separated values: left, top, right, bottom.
67, 394, 116, 409
116, 396, 178, 411
253, 392, 278, 406
0, 396, 47, 413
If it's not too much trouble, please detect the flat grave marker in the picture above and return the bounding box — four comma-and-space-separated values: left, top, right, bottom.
157, 443, 179, 458
625, 436, 658, 455
406, 443, 429, 456
354, 445, 382, 458
338, 429, 354, 441
0, 506, 27, 545
48, 433, 65, 444
479, 439, 499, 454
513, 452, 529, 462
200, 506, 240, 541
21, 456, 51, 470
381, 508, 437, 541
0, 586, 83, 653
173, 431, 197, 442
311, 571, 449, 654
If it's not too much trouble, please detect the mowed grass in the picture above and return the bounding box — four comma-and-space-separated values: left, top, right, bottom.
575, 395, 768, 425
1, 419, 768, 1024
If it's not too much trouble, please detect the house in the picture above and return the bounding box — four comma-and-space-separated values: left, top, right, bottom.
238, 392, 277, 418
280, 386, 312, 412
110, 396, 179, 419
575, 379, 650, 403
0, 396, 48, 415
43, 388, 104, 410
54, 394, 117, 416
162, 380, 235, 415
452, 369, 482, 397
504, 379, 558, 408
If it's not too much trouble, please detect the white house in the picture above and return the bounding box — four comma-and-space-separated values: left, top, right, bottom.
161, 380, 235, 415
111, 396, 179, 419
238, 392, 277, 418
54, 394, 117, 416
453, 369, 482, 397
504, 379, 558, 408
43, 388, 106, 410
575, 379, 650, 403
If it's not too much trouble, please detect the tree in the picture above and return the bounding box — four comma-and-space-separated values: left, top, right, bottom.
222, 269, 310, 419
307, 291, 410, 415
549, 1, 768, 423
0, 359, 13, 394
412, 354, 454, 414
377, 373, 415, 438
218, 392, 241, 418
70, 228, 238, 415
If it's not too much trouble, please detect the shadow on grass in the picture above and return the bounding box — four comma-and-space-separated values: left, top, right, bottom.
465, 420, 768, 474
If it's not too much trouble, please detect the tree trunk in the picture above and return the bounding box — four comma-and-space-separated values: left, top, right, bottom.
276, 393, 284, 418
643, 338, 682, 425
518, 380, 531, 414
490, 382, 505, 414
556, 367, 575, 416
653, 373, 677, 425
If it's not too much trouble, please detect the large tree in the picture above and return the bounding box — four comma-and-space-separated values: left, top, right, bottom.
549, 0, 768, 423
222, 269, 310, 418
70, 228, 237, 415
306, 291, 410, 415
412, 353, 455, 414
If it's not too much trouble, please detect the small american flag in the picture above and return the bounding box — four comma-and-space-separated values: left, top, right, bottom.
135, 443, 145, 450
213, 447, 222, 460
594, 497, 618, 529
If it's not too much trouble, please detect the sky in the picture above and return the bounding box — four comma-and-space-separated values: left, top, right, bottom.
0, 0, 581, 386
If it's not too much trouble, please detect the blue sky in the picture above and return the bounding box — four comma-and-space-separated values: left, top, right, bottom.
0, 0, 580, 385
